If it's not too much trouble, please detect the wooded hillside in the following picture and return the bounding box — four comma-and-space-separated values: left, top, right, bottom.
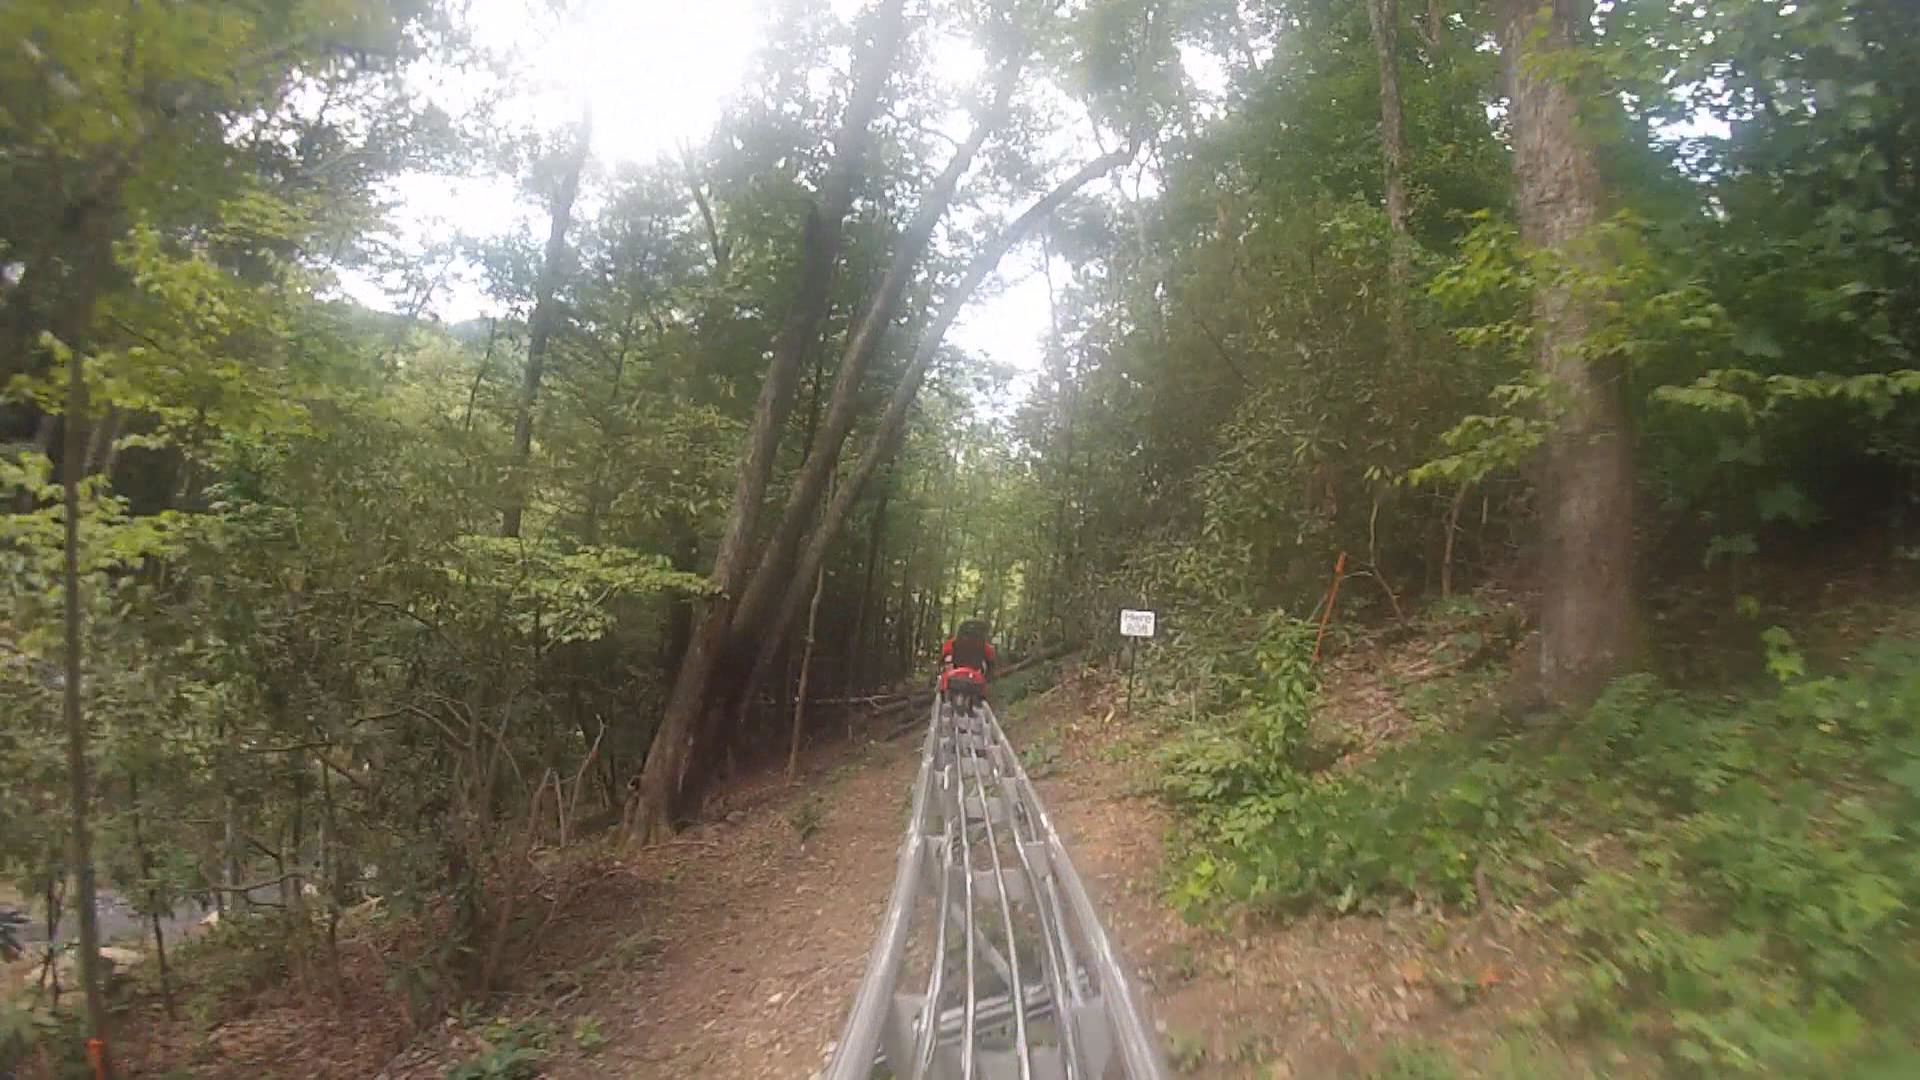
4, 0, 1918, 1075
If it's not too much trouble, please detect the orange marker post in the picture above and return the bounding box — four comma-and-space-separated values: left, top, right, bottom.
1312, 552, 1348, 666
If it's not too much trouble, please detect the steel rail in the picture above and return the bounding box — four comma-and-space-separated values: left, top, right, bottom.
960, 711, 1032, 1078
953, 709, 981, 1078
823, 691, 1171, 1080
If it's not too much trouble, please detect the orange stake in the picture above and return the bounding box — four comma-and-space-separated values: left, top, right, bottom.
86, 1038, 107, 1079
1312, 551, 1348, 665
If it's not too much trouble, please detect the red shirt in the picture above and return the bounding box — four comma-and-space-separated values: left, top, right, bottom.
941, 638, 996, 672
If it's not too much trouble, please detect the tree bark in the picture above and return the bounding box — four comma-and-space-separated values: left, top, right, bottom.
463, 317, 497, 433
1501, 0, 1633, 706
631, 0, 910, 841
787, 560, 828, 779
848, 484, 890, 690
720, 64, 1025, 739
502, 116, 591, 539
127, 772, 176, 1018
1367, 0, 1414, 370
62, 323, 111, 1074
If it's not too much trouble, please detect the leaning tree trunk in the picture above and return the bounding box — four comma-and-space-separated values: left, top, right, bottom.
728, 60, 1023, 641
631, 0, 909, 842
1502, 0, 1633, 707
721, 64, 1027, 740
502, 116, 591, 539
750, 146, 1140, 670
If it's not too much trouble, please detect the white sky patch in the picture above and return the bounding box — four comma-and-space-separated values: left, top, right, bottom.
1180, 41, 1230, 112
340, 0, 1237, 396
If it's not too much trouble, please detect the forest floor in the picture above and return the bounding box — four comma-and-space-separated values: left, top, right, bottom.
101, 559, 1920, 1078
118, 725, 922, 1079
117, 649, 1575, 1079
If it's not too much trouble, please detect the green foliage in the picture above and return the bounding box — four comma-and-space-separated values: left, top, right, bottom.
1166, 1028, 1209, 1074
0, 1001, 90, 1080
788, 796, 826, 843
446, 1015, 552, 1080
1368, 1043, 1460, 1080
1165, 626, 1920, 1074
570, 1015, 608, 1054
1159, 614, 1319, 810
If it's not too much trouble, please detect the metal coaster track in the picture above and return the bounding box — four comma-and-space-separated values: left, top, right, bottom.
823, 695, 1171, 1079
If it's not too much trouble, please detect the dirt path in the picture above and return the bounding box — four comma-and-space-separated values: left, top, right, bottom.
541, 736, 919, 1079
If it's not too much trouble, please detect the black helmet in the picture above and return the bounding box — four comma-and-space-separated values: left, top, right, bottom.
957, 619, 988, 640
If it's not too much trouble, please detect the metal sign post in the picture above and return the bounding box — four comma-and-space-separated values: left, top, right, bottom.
1119, 609, 1156, 715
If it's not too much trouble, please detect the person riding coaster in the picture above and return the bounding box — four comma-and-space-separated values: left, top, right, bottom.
939, 619, 996, 714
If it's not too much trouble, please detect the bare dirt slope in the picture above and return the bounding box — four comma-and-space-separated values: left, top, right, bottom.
537, 738, 918, 1079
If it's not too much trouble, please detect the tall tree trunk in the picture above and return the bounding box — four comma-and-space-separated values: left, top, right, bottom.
848, 484, 889, 691
463, 317, 498, 434
1367, 0, 1413, 369
127, 772, 176, 1018
502, 116, 591, 539
1040, 230, 1076, 638
62, 323, 111, 1074
788, 560, 829, 778
1502, 0, 1633, 706
632, 0, 909, 841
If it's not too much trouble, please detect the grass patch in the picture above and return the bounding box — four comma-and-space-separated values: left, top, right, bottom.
1163, 620, 1920, 1075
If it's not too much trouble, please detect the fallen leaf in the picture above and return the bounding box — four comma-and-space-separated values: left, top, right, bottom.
1398, 960, 1427, 986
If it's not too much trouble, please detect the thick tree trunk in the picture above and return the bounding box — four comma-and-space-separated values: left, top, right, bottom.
502, 117, 590, 539
1502, 0, 1633, 706
631, 0, 909, 841
1367, 0, 1413, 369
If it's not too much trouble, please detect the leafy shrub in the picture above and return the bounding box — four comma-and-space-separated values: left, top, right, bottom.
571, 1016, 608, 1054
0, 1002, 88, 1079
788, 796, 825, 843
1548, 637, 1920, 1074
1163, 613, 1534, 913
1159, 614, 1320, 807
1165, 625, 1920, 1073
447, 1016, 552, 1080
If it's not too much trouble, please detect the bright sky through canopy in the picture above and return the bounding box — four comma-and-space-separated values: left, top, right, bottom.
352, 0, 1068, 386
